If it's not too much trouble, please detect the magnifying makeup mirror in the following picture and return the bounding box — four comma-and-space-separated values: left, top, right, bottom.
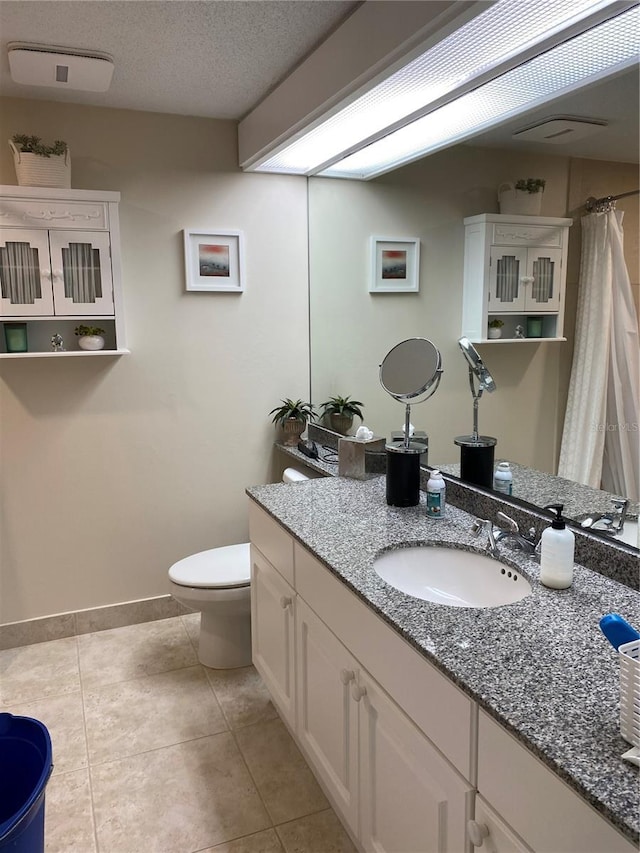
454, 337, 497, 489
380, 338, 443, 506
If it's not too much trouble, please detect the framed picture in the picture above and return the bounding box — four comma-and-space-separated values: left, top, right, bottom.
369, 237, 420, 293
183, 230, 244, 292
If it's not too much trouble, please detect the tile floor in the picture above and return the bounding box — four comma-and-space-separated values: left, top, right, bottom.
0, 614, 357, 853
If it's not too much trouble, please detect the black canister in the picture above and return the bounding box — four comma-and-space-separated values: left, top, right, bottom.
385, 442, 423, 507
454, 435, 497, 489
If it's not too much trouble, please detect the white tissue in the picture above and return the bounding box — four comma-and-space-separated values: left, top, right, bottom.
355, 425, 374, 441
400, 422, 415, 437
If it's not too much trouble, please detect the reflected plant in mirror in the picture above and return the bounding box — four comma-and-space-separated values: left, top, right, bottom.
318, 395, 364, 435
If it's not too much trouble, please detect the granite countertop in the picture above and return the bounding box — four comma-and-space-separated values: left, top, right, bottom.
247, 475, 639, 845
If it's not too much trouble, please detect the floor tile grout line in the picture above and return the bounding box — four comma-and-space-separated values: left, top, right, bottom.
229, 724, 278, 829
77, 635, 100, 853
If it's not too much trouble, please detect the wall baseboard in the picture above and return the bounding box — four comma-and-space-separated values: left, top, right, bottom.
0, 595, 193, 651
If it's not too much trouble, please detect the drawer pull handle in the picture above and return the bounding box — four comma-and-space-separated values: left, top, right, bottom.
351, 683, 366, 702
279, 595, 292, 610
340, 669, 355, 685
467, 819, 490, 847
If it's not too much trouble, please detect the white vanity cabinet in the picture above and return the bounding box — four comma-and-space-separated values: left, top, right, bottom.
250, 545, 296, 730
476, 711, 635, 853
0, 186, 126, 356
250, 502, 473, 853
462, 214, 572, 343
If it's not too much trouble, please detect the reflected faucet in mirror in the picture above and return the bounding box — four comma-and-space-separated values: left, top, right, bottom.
454, 337, 497, 489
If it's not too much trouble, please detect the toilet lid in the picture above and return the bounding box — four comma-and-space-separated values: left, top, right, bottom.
169, 543, 251, 589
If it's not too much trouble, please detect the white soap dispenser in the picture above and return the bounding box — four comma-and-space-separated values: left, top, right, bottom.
540, 503, 574, 589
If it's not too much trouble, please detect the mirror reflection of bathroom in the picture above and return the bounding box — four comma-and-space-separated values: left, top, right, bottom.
379, 338, 442, 506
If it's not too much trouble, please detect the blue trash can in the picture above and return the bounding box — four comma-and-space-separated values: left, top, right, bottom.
0, 713, 53, 852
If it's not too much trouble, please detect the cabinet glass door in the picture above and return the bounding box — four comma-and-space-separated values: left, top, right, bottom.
488, 248, 527, 312
49, 231, 114, 316
0, 229, 54, 316
524, 248, 562, 312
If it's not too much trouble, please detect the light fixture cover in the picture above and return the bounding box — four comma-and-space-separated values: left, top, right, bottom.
8, 42, 114, 92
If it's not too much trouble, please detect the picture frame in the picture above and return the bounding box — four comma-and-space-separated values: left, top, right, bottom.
183, 229, 244, 292
369, 237, 420, 293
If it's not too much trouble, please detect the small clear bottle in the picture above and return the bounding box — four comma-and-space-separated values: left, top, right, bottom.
493, 462, 513, 495
426, 470, 446, 519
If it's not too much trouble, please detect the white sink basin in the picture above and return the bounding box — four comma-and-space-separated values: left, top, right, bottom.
373, 546, 531, 608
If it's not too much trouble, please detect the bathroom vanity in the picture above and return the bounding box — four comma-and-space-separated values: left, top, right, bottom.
247, 475, 638, 853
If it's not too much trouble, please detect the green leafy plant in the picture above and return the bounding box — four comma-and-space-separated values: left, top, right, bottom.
319, 395, 364, 421
488, 318, 504, 329
11, 134, 68, 158
514, 178, 546, 194
269, 398, 316, 425
75, 325, 105, 336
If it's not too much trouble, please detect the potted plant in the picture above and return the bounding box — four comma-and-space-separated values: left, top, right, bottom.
9, 134, 71, 188
269, 398, 316, 446
487, 318, 504, 340
498, 178, 545, 216
319, 395, 364, 435
75, 324, 106, 351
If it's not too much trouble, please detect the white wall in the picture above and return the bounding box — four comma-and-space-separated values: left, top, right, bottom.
0, 97, 310, 622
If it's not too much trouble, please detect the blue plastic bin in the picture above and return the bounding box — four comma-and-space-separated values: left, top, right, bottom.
0, 713, 53, 852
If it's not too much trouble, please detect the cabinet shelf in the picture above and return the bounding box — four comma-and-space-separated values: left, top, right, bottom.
472, 336, 567, 344
0, 349, 130, 359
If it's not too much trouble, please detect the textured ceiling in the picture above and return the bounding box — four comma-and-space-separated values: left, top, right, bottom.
0, 0, 360, 119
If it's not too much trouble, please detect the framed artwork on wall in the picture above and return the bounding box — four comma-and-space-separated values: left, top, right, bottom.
184, 229, 245, 292
369, 237, 420, 293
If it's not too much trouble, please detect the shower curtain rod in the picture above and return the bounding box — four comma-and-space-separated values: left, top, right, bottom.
586, 189, 640, 212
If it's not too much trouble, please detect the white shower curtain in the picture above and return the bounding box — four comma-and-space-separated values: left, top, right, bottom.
559, 209, 639, 501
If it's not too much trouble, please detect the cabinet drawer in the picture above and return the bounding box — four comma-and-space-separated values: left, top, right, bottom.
477, 711, 635, 853
0, 198, 108, 230
295, 542, 473, 779
492, 223, 564, 248
249, 501, 294, 586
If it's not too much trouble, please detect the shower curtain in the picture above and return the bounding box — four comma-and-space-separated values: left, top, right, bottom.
559, 209, 639, 502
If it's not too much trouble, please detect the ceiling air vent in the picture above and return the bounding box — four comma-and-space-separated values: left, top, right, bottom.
8, 42, 114, 92
512, 116, 607, 145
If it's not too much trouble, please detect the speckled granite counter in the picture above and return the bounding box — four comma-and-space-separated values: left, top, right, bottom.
247, 475, 639, 845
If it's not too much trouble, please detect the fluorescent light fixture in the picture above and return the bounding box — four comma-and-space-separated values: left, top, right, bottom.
251, 0, 639, 179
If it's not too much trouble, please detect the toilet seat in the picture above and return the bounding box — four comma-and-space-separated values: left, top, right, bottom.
169, 543, 250, 589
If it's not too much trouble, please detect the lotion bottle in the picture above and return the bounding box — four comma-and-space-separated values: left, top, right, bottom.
540, 503, 574, 589
426, 470, 446, 519
493, 462, 513, 495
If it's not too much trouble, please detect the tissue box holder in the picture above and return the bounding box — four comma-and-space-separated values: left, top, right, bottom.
339, 436, 385, 479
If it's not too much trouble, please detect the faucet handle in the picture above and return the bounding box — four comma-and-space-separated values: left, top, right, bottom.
496, 511, 519, 533
611, 498, 629, 511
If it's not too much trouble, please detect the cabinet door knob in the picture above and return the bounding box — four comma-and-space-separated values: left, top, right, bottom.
520, 275, 534, 285
340, 668, 355, 685
467, 819, 490, 847
351, 682, 366, 702
41, 268, 51, 278
279, 595, 292, 610
52, 269, 63, 278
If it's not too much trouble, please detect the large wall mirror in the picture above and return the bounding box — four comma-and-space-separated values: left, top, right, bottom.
308, 68, 639, 550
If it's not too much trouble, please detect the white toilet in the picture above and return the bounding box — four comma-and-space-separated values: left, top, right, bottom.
168, 467, 308, 668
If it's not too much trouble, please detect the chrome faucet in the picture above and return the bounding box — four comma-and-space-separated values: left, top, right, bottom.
471, 518, 498, 555
493, 512, 538, 555
580, 498, 629, 535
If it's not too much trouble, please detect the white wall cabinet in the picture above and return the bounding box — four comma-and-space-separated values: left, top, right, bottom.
0, 186, 127, 357
462, 214, 572, 343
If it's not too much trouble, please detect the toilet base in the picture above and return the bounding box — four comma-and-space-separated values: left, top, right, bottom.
198, 609, 252, 669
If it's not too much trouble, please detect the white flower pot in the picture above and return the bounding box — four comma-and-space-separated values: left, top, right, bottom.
487, 327, 502, 339
78, 335, 105, 351
9, 141, 71, 189
498, 183, 543, 216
